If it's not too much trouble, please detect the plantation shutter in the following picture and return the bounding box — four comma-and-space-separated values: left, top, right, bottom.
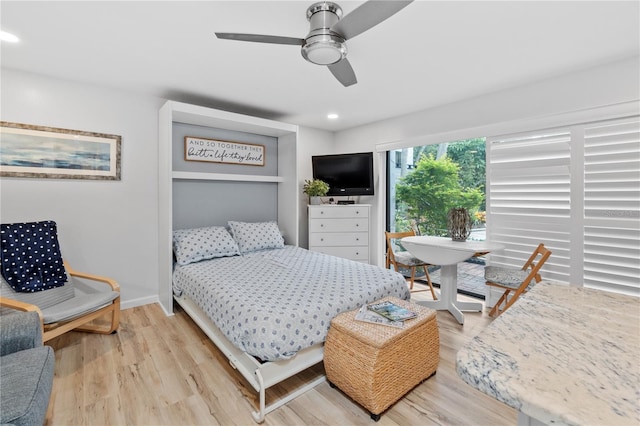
486, 129, 571, 283
487, 115, 640, 296
583, 117, 640, 295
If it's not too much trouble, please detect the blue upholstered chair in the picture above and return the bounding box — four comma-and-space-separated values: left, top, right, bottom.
0, 311, 55, 426
485, 243, 552, 317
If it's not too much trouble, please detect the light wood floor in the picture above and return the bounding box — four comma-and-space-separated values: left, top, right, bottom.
45, 287, 516, 425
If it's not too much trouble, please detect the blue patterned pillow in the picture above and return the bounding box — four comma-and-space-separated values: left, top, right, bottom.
228, 221, 284, 254
173, 226, 240, 266
0, 220, 67, 292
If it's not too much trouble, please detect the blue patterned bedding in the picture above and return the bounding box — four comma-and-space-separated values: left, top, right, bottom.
173, 245, 410, 361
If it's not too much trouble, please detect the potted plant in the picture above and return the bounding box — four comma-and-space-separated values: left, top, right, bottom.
303, 179, 329, 205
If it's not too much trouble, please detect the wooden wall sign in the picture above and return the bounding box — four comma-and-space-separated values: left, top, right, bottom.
184, 136, 264, 166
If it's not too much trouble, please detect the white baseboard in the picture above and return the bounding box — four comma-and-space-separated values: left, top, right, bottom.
120, 295, 159, 311
120, 295, 176, 317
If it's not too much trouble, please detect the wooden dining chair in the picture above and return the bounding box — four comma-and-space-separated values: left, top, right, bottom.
485, 243, 552, 317
385, 231, 437, 299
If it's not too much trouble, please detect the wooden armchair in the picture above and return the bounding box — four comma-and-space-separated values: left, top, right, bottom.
0, 221, 119, 343
0, 261, 120, 343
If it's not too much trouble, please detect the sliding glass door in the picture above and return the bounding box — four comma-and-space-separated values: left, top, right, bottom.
386, 139, 486, 239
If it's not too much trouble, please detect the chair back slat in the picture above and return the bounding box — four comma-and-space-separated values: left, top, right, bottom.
521, 243, 553, 286
385, 231, 416, 266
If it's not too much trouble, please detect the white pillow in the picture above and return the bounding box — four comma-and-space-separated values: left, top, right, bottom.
228, 221, 284, 254
173, 226, 240, 265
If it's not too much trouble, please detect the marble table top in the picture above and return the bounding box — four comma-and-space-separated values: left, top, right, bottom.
456, 282, 640, 425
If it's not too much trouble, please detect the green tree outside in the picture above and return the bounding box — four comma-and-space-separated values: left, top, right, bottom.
395, 153, 484, 236
445, 138, 486, 210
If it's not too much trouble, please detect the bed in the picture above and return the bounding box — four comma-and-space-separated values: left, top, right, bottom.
171, 221, 410, 422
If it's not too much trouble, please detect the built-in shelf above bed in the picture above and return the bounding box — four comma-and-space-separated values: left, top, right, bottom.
172, 171, 284, 183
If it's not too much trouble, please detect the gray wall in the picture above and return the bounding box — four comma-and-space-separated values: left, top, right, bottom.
172, 181, 277, 230
171, 122, 279, 229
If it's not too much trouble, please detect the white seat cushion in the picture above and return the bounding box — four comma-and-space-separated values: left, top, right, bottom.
1, 275, 117, 324
393, 251, 428, 267
0, 276, 74, 310
485, 265, 531, 290
40, 291, 118, 324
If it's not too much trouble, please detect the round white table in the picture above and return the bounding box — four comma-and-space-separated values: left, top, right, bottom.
401, 236, 505, 324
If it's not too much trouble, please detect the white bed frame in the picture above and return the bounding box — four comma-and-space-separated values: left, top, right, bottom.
174, 294, 326, 423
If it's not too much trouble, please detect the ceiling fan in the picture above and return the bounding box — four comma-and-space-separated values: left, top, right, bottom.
215, 0, 413, 87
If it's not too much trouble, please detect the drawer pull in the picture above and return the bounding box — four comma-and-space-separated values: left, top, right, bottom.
320, 224, 324, 227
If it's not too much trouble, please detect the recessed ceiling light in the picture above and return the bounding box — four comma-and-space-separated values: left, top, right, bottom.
327, 113, 339, 119
0, 31, 19, 43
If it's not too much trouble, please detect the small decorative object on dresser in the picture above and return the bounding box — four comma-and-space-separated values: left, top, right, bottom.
303, 178, 329, 205
447, 207, 471, 241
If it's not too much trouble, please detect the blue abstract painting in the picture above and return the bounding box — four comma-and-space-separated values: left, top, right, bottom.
0, 123, 121, 180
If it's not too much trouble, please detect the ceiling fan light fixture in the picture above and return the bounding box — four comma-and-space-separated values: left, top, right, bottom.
301, 34, 346, 65
215, 0, 414, 86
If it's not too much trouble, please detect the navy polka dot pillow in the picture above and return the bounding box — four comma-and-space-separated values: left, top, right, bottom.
228, 221, 284, 254
0, 220, 67, 292
173, 226, 240, 266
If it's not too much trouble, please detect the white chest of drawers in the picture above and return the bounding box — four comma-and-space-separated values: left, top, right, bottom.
308, 204, 370, 263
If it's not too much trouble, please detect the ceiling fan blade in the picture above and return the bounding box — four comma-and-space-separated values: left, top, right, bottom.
331, 0, 413, 40
328, 59, 357, 87
215, 33, 304, 46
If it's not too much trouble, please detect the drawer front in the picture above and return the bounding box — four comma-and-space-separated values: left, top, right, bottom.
311, 246, 369, 261
309, 232, 368, 247
309, 218, 368, 233
309, 206, 370, 219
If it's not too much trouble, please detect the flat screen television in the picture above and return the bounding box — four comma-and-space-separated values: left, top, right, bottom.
312, 152, 374, 196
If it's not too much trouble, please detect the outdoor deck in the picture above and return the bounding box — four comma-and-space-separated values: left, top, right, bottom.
403, 258, 486, 299
428, 260, 486, 299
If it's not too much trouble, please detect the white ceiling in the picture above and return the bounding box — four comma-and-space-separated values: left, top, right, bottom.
1, 1, 638, 131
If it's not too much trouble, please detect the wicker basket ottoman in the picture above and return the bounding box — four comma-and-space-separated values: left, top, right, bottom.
324, 296, 439, 421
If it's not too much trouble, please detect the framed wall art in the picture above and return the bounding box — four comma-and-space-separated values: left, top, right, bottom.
0, 121, 121, 180
184, 136, 265, 166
